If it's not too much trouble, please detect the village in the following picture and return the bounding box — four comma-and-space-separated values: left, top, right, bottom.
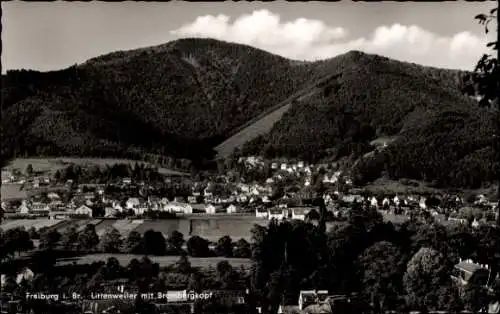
1, 157, 499, 226
1, 157, 500, 314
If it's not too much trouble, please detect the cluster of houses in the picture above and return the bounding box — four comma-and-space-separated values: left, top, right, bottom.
1, 159, 498, 229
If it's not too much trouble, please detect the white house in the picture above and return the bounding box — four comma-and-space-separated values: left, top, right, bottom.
75, 205, 93, 217
382, 197, 390, 207
112, 201, 124, 213
297, 161, 304, 168
271, 163, 278, 169
280, 163, 287, 171
393, 196, 400, 206
205, 204, 216, 214
164, 202, 193, 214
370, 197, 378, 208
133, 205, 148, 216
291, 208, 311, 221
47, 192, 60, 200
471, 218, 480, 229
268, 208, 287, 220
419, 197, 427, 209
226, 204, 237, 214
255, 208, 268, 219
18, 202, 31, 214
122, 177, 132, 185
126, 198, 141, 209
31, 202, 50, 213
298, 290, 329, 311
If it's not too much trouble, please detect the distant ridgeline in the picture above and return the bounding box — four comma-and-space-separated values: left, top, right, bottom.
1, 38, 496, 187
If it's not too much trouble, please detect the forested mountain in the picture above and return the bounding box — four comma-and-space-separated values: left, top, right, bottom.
240, 52, 495, 188
1, 38, 319, 167
1, 38, 495, 188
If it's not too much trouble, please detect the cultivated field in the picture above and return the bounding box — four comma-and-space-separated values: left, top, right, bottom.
1, 184, 27, 200
56, 254, 252, 269
3, 158, 187, 176
114, 219, 145, 235
0, 218, 61, 231
94, 219, 120, 237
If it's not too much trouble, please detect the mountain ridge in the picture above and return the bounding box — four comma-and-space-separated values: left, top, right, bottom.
1, 38, 495, 188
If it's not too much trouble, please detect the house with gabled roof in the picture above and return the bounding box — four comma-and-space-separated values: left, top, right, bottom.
290, 207, 312, 221
255, 207, 268, 219
268, 208, 287, 220
126, 197, 141, 209
452, 259, 493, 288
75, 205, 93, 217
226, 204, 238, 214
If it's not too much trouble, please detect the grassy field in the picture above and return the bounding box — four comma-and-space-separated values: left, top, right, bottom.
56, 254, 252, 269
214, 74, 333, 160
215, 103, 292, 159
189, 218, 269, 242
3, 158, 187, 176
1, 183, 27, 200
0, 218, 61, 231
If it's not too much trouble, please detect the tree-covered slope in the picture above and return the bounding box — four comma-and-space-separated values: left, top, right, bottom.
1, 38, 317, 165
1, 38, 494, 187
239, 52, 496, 188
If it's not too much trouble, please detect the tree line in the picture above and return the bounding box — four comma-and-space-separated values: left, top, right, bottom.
0, 225, 251, 263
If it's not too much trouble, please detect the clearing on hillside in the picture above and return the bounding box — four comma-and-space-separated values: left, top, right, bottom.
1, 184, 27, 200
3, 158, 188, 176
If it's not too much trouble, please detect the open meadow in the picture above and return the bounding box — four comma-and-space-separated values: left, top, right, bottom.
56, 253, 252, 269
2, 157, 187, 176
1, 183, 27, 200
0, 218, 60, 231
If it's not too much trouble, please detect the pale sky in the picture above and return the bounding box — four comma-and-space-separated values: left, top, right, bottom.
2, 1, 496, 73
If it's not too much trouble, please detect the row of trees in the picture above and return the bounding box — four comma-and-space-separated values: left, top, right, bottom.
0, 225, 252, 261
